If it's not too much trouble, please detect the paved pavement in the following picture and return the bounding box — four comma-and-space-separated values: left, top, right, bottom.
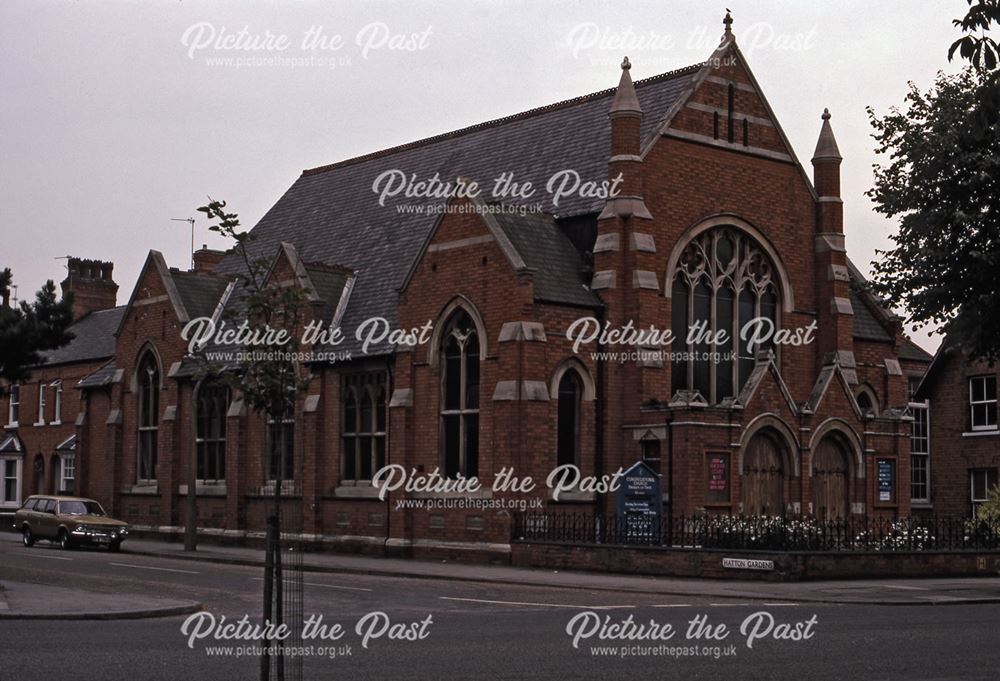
0, 579, 201, 619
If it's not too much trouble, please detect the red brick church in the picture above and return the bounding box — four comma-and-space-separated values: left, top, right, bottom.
7, 14, 971, 560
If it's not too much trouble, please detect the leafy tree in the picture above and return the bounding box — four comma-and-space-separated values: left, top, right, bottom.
977, 482, 1000, 526
868, 1, 1000, 360
950, 0, 1000, 70
0, 268, 75, 389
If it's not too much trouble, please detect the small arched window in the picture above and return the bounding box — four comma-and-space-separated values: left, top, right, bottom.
137, 352, 160, 482
856, 387, 878, 418
670, 228, 779, 404
557, 371, 582, 467
441, 310, 479, 478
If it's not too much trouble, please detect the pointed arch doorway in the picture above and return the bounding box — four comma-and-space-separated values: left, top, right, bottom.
741, 429, 787, 516
812, 435, 850, 520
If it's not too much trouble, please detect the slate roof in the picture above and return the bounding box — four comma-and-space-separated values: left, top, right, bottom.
846, 260, 933, 362
849, 288, 894, 343
0, 432, 23, 453
302, 263, 353, 323
899, 338, 933, 363
77, 361, 119, 389
39, 306, 125, 366
213, 65, 701, 356
490, 211, 600, 307
171, 270, 234, 320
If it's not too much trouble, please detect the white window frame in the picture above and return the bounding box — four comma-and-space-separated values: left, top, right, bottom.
51, 380, 62, 425
7, 383, 19, 427
35, 381, 46, 426
59, 453, 75, 493
969, 375, 998, 431
909, 400, 930, 504
0, 456, 22, 507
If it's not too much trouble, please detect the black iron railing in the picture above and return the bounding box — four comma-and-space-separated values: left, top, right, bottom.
511, 512, 1000, 552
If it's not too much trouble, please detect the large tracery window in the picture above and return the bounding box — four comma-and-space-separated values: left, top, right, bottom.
441, 310, 480, 479
671, 228, 779, 404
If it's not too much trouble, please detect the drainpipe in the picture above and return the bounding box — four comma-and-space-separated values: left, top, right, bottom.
383, 357, 394, 555
666, 412, 674, 544
594, 304, 607, 518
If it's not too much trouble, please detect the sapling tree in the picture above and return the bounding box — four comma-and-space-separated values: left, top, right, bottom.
195, 199, 312, 681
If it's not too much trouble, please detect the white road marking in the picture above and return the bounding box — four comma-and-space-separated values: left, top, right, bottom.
709, 602, 752, 606
306, 582, 373, 593
439, 596, 633, 610
22, 553, 73, 561
250, 577, 372, 592
763, 603, 800, 607
882, 584, 929, 591
109, 562, 200, 575
652, 603, 692, 608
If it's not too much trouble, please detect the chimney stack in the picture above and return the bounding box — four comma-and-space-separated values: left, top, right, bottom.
192, 245, 226, 273
61, 257, 118, 320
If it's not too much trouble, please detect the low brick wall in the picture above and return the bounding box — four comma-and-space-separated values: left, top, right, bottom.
511, 541, 1000, 581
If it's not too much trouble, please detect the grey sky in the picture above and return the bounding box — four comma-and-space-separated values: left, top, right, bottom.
0, 1, 968, 351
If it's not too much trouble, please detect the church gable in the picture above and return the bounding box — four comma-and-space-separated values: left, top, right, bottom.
115, 250, 190, 338
805, 363, 864, 424
737, 356, 799, 421
650, 35, 817, 200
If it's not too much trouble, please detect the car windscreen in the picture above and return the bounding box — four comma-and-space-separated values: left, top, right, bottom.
59, 500, 106, 516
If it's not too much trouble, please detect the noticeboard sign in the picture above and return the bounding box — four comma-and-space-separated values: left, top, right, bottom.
615, 460, 663, 542
877, 458, 895, 503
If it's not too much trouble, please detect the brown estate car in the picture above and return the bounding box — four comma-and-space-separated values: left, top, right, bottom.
14, 495, 129, 551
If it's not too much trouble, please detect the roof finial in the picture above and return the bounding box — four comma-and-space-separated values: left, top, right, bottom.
812, 107, 842, 162
723, 8, 733, 36
609, 56, 642, 117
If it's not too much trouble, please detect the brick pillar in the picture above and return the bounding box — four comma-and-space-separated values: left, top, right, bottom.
225, 395, 247, 534
595, 57, 656, 482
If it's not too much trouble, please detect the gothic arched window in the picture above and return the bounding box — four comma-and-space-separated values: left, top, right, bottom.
671, 228, 779, 404
137, 351, 160, 482
557, 370, 582, 467
441, 310, 479, 478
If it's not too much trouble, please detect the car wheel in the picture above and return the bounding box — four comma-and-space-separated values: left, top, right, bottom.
109, 540, 122, 553
22, 527, 35, 547
59, 529, 73, 550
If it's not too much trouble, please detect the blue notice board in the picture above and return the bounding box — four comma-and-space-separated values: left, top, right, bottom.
615, 460, 663, 541
877, 459, 894, 502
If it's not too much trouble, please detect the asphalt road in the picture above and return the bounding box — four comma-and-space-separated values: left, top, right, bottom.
1, 538, 998, 681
